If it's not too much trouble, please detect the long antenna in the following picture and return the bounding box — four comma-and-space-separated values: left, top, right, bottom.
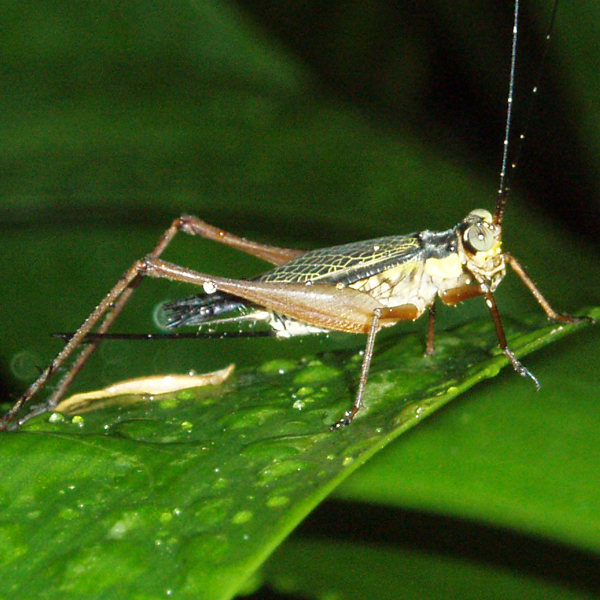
495, 0, 521, 226
495, 0, 560, 226
53, 331, 276, 341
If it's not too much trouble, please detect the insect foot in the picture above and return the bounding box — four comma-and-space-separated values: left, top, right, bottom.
330, 412, 355, 431
502, 347, 541, 390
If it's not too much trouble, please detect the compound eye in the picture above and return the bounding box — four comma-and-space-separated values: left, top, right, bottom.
468, 208, 493, 222
465, 224, 495, 252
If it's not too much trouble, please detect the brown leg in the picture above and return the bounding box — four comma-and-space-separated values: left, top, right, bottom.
330, 309, 382, 430
1, 262, 147, 429
1, 214, 304, 430
179, 215, 304, 265
484, 291, 540, 389
425, 303, 436, 356
505, 253, 577, 322
440, 284, 485, 306
41, 275, 145, 414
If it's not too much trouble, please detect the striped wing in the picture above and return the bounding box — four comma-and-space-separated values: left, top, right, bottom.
258, 234, 423, 286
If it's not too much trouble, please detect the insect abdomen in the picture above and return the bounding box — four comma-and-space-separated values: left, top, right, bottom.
164, 293, 249, 327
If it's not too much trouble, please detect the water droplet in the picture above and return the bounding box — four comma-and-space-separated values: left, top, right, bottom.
59, 507, 78, 521
258, 459, 311, 481
203, 281, 217, 294
213, 477, 228, 490
241, 434, 314, 461
267, 495, 290, 508
152, 301, 172, 330
107, 518, 134, 539
219, 406, 283, 429
296, 386, 314, 398
231, 510, 253, 524
293, 365, 339, 386
159, 396, 179, 409
9, 351, 42, 380
189, 497, 232, 530
259, 359, 298, 376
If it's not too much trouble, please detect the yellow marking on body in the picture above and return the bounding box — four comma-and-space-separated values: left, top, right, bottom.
349, 262, 419, 298
423, 253, 463, 279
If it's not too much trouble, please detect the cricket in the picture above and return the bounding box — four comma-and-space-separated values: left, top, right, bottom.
1, 0, 577, 432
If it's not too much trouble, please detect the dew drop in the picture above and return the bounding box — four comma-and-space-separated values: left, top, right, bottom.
203, 281, 217, 294
160, 512, 173, 524
232, 510, 253, 525
258, 459, 310, 480
266, 495, 290, 508
9, 351, 42, 380
259, 359, 298, 376
293, 365, 339, 386
189, 497, 232, 529
296, 386, 314, 397
59, 507, 78, 521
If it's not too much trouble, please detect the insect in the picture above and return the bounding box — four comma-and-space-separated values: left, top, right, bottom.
1, 0, 577, 432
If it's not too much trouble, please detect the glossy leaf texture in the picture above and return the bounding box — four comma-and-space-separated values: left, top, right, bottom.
0, 311, 595, 599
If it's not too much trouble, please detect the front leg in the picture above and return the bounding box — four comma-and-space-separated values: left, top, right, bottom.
483, 290, 540, 389
440, 282, 541, 387
505, 253, 585, 323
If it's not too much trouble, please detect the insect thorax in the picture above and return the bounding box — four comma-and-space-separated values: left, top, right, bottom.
346, 232, 459, 316
347, 209, 506, 318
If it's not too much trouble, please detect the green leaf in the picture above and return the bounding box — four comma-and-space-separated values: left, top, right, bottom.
0, 310, 595, 599
266, 537, 596, 600
336, 315, 600, 553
